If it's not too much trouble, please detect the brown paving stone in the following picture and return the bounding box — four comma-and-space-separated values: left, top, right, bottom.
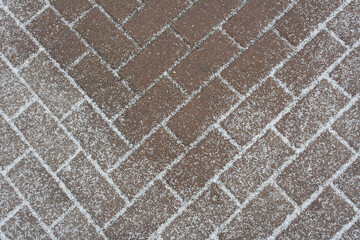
221, 130, 294, 203
276, 79, 348, 148
172, 0, 239, 45
15, 102, 77, 171
20, 52, 82, 119
124, 0, 190, 46
164, 129, 238, 201
276, 31, 346, 96
111, 127, 184, 199
0, 115, 27, 169
119, 29, 187, 94
69, 53, 133, 118
275, 0, 342, 46
343, 219, 360, 240
95, 0, 140, 24
168, 77, 238, 145
105, 180, 181, 239
219, 186, 294, 240
278, 187, 355, 239
330, 47, 360, 97
58, 152, 125, 227
28, 8, 87, 68
1, 207, 51, 240
224, 0, 292, 47
8, 153, 72, 225
222, 78, 292, 147
328, 0, 360, 46
277, 131, 352, 205
222, 30, 291, 95
115, 77, 185, 144
63, 102, 129, 171
3, 0, 45, 23
0, 175, 21, 220
53, 207, 104, 240
162, 183, 237, 239
49, 0, 92, 23
74, 8, 136, 68
0, 9, 38, 67
170, 31, 238, 93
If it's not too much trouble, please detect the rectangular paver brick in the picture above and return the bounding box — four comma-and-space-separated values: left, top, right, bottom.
124, 0, 190, 46
74, 8, 136, 68
119, 29, 187, 93
110, 127, 184, 199
224, 0, 292, 46
49, 0, 92, 23
15, 102, 77, 171
3, 0, 45, 23
221, 130, 294, 203
0, 175, 21, 221
172, 0, 239, 45
343, 219, 360, 239
168, 77, 238, 145
8, 153, 72, 225
219, 186, 293, 240
28, 8, 87, 68
114, 77, 186, 143
63, 102, 129, 171
95, 0, 140, 24
69, 53, 133, 119
222, 30, 291, 95
170, 31, 238, 93
275, 0, 342, 46
277, 131, 352, 205
57, 152, 125, 227
276, 79, 348, 148
164, 129, 238, 201
222, 78, 292, 147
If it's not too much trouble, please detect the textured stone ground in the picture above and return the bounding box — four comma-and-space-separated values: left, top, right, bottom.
1, 0, 359, 239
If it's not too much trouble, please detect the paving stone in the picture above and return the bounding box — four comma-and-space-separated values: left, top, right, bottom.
164, 129, 238, 201
168, 77, 238, 145
114, 77, 185, 144
3, 0, 45, 23
332, 100, 359, 151
170, 31, 238, 93
328, 0, 360, 46
275, 0, 342, 46
0, 115, 27, 169
276, 31, 346, 96
222, 78, 291, 147
28, 8, 87, 68
224, 0, 292, 46
342, 219, 360, 240
95, 0, 140, 24
162, 183, 237, 239
74, 8, 136, 68
105, 180, 181, 239
69, 53, 133, 118
330, 47, 360, 97
49, 0, 92, 23
277, 131, 352, 205
57, 152, 125, 227
1, 207, 50, 240
219, 186, 294, 240
63, 102, 129, 171
53, 207, 104, 240
15, 102, 77, 171
20, 52, 82, 119
8, 152, 72, 225
0, 9, 38, 67
172, 0, 239, 45
110, 127, 184, 199
124, 0, 190, 46
119, 29, 187, 93
276, 79, 348, 148
222, 30, 291, 95
221, 130, 294, 203
278, 187, 355, 239
0, 175, 21, 220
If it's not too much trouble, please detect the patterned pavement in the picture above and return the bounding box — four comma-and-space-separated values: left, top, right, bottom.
1, 0, 359, 239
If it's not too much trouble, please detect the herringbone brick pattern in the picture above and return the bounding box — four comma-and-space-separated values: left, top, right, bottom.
1, 0, 359, 239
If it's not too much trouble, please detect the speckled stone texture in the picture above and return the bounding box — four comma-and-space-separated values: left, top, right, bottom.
1, 0, 359, 239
